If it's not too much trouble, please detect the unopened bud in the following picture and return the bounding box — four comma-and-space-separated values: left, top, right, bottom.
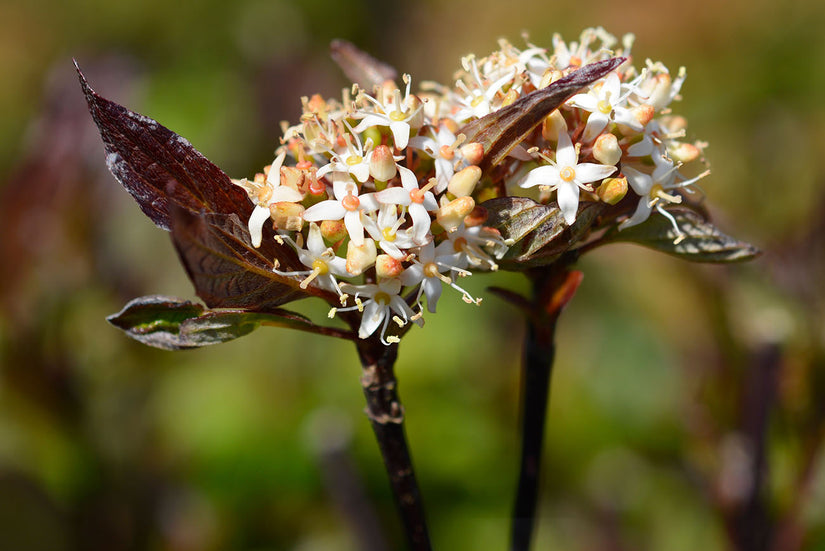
460, 142, 484, 166
630, 104, 655, 129
437, 196, 476, 232
270, 202, 305, 231
645, 73, 672, 112
370, 145, 397, 181
542, 110, 567, 141
448, 166, 482, 198
406, 95, 425, 128
539, 69, 563, 89
668, 142, 701, 164
375, 254, 404, 279
346, 239, 377, 275
320, 219, 348, 243
593, 133, 622, 166
281, 166, 307, 196
660, 115, 688, 133
501, 88, 519, 107
464, 205, 488, 227
596, 177, 628, 205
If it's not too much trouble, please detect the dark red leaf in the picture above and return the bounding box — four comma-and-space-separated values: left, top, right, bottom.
168, 206, 334, 311
76, 61, 253, 231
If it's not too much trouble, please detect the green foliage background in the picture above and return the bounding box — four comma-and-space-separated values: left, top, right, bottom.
2, 1, 825, 549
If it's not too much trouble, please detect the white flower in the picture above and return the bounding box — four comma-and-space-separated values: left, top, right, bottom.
374, 166, 438, 244
520, 132, 616, 224
338, 279, 422, 343
569, 71, 643, 142
408, 125, 465, 193
316, 132, 374, 184
352, 74, 424, 150
400, 241, 474, 312
362, 204, 417, 260
620, 151, 709, 240
301, 173, 379, 246
274, 223, 349, 297
453, 55, 516, 123
234, 151, 304, 248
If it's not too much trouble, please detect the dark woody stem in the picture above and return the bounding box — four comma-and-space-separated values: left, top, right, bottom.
355, 338, 432, 551
510, 264, 579, 551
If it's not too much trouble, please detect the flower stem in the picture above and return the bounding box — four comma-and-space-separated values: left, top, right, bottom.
356, 339, 432, 551
510, 266, 581, 551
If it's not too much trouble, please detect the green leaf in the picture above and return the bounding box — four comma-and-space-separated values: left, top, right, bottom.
107, 295, 336, 350
605, 207, 760, 262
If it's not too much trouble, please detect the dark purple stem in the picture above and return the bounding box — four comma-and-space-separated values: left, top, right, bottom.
355, 339, 431, 551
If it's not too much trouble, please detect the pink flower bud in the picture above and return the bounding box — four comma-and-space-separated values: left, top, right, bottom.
448, 166, 482, 198
375, 254, 404, 279
346, 239, 377, 276
593, 133, 622, 166
437, 196, 476, 232
369, 145, 398, 181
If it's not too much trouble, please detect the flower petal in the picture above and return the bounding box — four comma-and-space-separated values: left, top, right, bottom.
557, 181, 580, 225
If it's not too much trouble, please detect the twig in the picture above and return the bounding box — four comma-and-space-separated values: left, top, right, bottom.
356, 338, 432, 551
510, 264, 582, 551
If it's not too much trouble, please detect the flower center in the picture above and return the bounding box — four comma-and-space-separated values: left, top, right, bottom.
311, 259, 329, 275
346, 155, 363, 166
452, 237, 468, 253
389, 110, 406, 121
560, 166, 576, 182
308, 178, 326, 196
374, 292, 391, 306
382, 227, 397, 242
342, 193, 360, 211
470, 95, 485, 108
597, 99, 612, 114
423, 262, 440, 278
439, 145, 455, 160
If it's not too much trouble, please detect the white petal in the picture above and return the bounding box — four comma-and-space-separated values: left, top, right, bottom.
623, 166, 653, 196
248, 205, 272, 248
557, 181, 580, 225
375, 187, 409, 206
344, 210, 365, 246
409, 203, 432, 244
358, 301, 386, 338
400, 264, 424, 286
582, 112, 609, 142
570, 93, 598, 111
574, 163, 616, 185
421, 278, 443, 313
619, 197, 653, 230
306, 223, 325, 254
520, 165, 559, 189
266, 151, 287, 186
556, 132, 578, 168
302, 200, 345, 222
389, 121, 411, 150
350, 163, 370, 183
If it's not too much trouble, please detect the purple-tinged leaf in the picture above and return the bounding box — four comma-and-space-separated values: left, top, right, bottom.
330, 39, 398, 89
461, 57, 626, 170
484, 197, 604, 269
605, 207, 760, 263
169, 206, 332, 311
76, 61, 253, 231
107, 295, 354, 350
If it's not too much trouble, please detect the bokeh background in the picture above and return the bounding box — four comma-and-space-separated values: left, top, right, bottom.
2, 0, 825, 549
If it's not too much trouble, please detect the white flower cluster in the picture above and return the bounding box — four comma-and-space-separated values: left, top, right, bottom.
232, 28, 709, 343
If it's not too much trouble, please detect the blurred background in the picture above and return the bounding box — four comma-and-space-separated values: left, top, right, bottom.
2, 0, 825, 549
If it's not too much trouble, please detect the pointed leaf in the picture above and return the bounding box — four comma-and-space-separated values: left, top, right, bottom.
107, 295, 347, 350
460, 57, 625, 170
169, 206, 332, 311
77, 62, 252, 230
606, 207, 760, 262
330, 39, 398, 89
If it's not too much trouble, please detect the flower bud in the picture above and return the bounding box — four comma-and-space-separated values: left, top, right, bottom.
596, 177, 628, 205
542, 110, 566, 141
539, 69, 563, 89
668, 142, 701, 164
346, 239, 377, 276
645, 73, 672, 112
593, 133, 622, 166
437, 196, 476, 232
369, 145, 397, 181
281, 166, 307, 196
320, 219, 347, 243
501, 88, 519, 107
459, 142, 484, 166
375, 254, 404, 279
269, 202, 305, 231
630, 104, 655, 128
448, 166, 482, 198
